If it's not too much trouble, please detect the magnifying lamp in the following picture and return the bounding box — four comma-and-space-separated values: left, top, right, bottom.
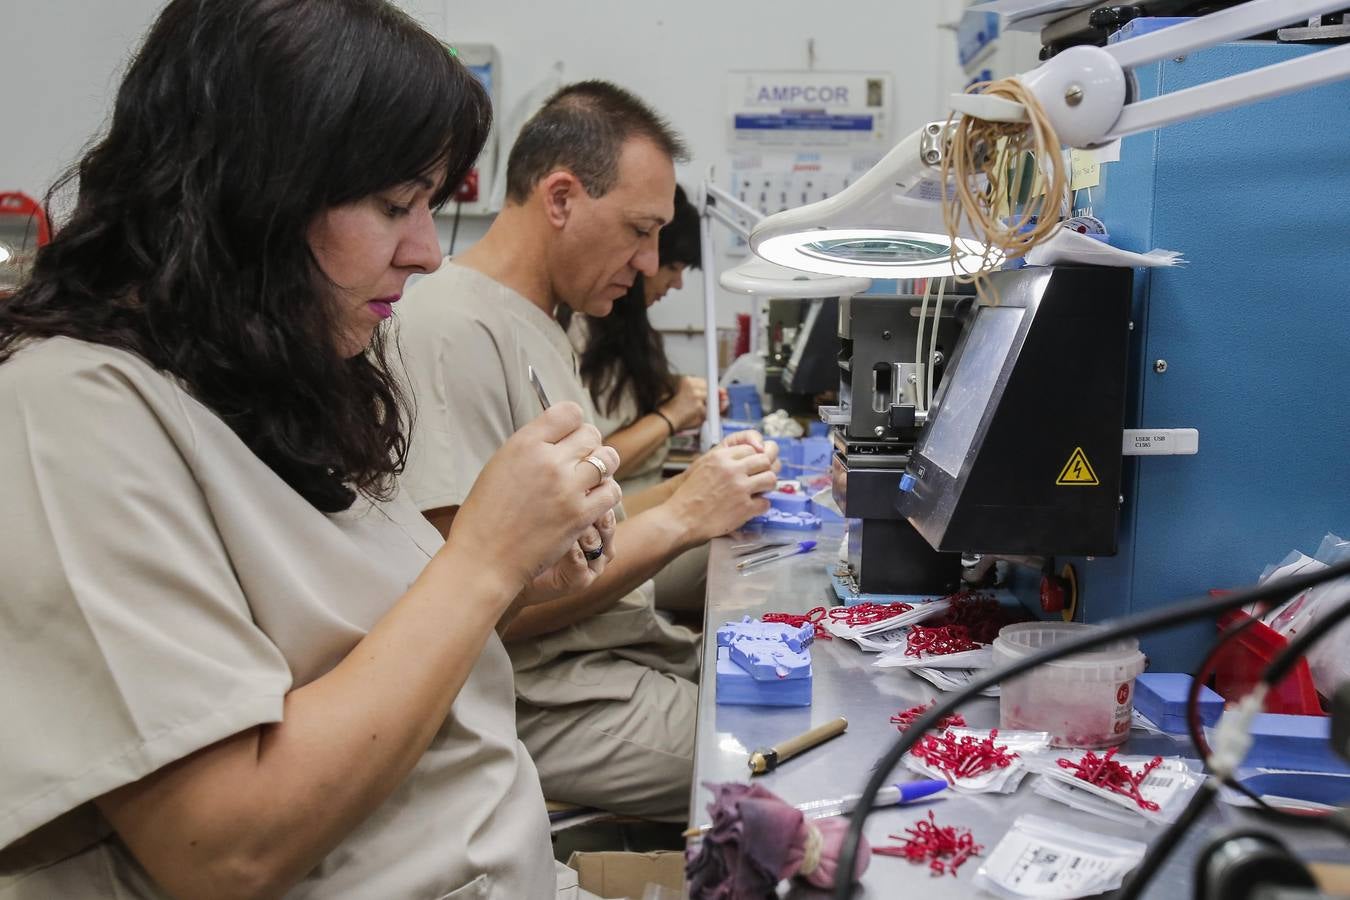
697, 184, 878, 444
750, 123, 1000, 280
750, 0, 1350, 280
718, 256, 871, 299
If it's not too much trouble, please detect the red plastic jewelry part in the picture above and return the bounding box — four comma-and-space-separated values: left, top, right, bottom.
911, 728, 1017, 784
761, 607, 832, 640
872, 811, 983, 877
904, 624, 981, 657
890, 700, 967, 734
1055, 748, 1165, 811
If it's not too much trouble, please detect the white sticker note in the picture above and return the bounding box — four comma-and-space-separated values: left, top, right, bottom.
1122, 428, 1199, 456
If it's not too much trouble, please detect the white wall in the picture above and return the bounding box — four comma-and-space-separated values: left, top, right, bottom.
420, 0, 1041, 375
0, 0, 1040, 374
1, 3, 163, 210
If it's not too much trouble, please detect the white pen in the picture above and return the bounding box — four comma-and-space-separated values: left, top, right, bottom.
736, 539, 817, 572
794, 779, 948, 820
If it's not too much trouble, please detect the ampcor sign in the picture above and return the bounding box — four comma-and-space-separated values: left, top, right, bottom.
729, 71, 892, 150
754, 84, 851, 104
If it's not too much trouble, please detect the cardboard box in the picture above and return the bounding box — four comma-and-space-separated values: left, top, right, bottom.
566, 850, 686, 900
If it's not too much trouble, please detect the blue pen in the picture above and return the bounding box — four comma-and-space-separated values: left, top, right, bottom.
736, 539, 817, 572
795, 779, 948, 820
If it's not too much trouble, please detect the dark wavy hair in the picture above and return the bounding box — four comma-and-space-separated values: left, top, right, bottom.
577, 185, 702, 418
0, 0, 490, 512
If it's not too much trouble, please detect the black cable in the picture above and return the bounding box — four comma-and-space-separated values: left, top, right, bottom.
1220, 591, 1350, 835
448, 201, 463, 255
1117, 780, 1221, 900
1187, 614, 1274, 810
831, 555, 1350, 900
1242, 801, 1350, 841
1120, 588, 1350, 900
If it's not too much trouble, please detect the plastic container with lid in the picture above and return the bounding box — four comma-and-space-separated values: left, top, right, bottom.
994, 622, 1147, 748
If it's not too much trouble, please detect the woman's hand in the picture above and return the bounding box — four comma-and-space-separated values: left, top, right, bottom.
447, 403, 622, 595
659, 376, 709, 432
516, 508, 617, 607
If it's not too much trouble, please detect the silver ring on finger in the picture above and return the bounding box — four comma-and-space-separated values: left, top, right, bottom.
581, 454, 609, 485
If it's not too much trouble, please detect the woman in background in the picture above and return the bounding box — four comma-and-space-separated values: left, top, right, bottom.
0, 2, 618, 897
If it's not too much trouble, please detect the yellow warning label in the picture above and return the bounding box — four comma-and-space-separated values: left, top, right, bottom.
1056, 447, 1099, 486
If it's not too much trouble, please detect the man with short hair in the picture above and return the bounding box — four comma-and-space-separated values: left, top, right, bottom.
396, 81, 778, 820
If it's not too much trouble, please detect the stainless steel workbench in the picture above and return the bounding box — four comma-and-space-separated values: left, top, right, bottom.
690, 523, 1349, 899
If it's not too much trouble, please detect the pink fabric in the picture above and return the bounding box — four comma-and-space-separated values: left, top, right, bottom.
685, 781, 870, 898
800, 815, 869, 889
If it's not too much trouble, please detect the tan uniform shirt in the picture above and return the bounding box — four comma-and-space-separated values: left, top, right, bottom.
565, 316, 669, 498
397, 264, 698, 708
0, 338, 553, 900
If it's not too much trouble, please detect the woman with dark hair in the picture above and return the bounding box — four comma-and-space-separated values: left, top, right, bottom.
0, 2, 619, 897
573, 184, 716, 497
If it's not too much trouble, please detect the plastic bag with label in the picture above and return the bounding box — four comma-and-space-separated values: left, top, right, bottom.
1251, 550, 1326, 638
973, 814, 1147, 899
908, 666, 1001, 697
1026, 751, 1205, 824
902, 728, 1050, 794
874, 645, 994, 670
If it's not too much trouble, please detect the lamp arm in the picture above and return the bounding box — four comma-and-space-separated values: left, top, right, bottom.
955, 0, 1350, 148
1104, 40, 1350, 140
698, 197, 722, 451
703, 182, 763, 240
1104, 0, 1350, 70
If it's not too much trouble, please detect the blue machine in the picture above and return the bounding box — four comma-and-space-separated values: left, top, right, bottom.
1064, 39, 1350, 670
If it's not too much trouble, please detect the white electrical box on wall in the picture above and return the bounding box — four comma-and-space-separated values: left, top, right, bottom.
444, 43, 500, 218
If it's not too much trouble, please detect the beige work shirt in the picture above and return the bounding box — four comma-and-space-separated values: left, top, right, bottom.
0, 338, 553, 899
566, 316, 669, 498
397, 263, 698, 707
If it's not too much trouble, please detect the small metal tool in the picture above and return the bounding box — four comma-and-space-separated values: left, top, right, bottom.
528, 365, 551, 409
529, 364, 605, 563
732, 541, 790, 559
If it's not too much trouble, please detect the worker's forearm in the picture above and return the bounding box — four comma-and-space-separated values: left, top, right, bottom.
502, 505, 695, 641
605, 414, 670, 480
99, 548, 517, 900
622, 468, 685, 516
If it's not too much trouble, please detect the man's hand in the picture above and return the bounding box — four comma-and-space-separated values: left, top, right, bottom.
722, 429, 781, 474
667, 439, 778, 544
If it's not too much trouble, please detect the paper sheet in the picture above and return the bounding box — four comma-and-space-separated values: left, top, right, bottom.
1024, 227, 1184, 269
